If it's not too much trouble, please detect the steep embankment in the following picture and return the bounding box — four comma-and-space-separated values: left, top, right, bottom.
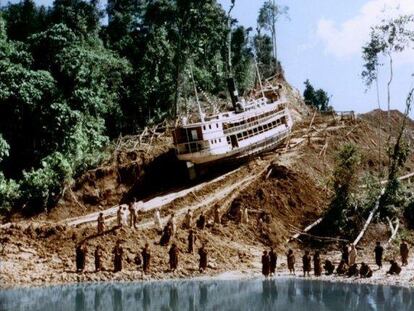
1, 107, 414, 288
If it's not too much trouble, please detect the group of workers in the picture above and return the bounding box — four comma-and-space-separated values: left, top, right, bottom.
75, 204, 211, 274
261, 240, 411, 278
77, 201, 411, 280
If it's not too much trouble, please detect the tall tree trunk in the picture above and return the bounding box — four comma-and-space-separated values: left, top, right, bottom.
387, 52, 393, 135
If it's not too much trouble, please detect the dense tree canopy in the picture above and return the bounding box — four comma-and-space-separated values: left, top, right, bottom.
303, 80, 331, 112
0, 0, 267, 214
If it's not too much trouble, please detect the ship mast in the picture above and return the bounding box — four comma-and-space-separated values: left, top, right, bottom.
254, 58, 266, 99
190, 65, 204, 122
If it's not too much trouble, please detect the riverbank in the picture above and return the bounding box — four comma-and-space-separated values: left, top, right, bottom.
1, 248, 413, 289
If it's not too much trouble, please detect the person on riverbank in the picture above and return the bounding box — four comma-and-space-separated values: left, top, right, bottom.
184, 209, 193, 229
359, 262, 373, 278
188, 229, 196, 254
97, 213, 105, 234
269, 248, 277, 276
128, 203, 137, 228
154, 208, 162, 231
400, 240, 409, 266
142, 243, 151, 274
349, 244, 357, 266
262, 250, 270, 277
160, 222, 173, 246
323, 260, 335, 275
374, 241, 384, 269
169, 243, 179, 272
198, 244, 208, 272
214, 206, 221, 226
197, 212, 206, 230
167, 213, 177, 237
113, 240, 123, 272
336, 259, 348, 275
387, 260, 402, 275
302, 250, 312, 277
94, 245, 103, 272
242, 207, 249, 224
287, 249, 295, 275
347, 264, 359, 277
76, 242, 87, 273
313, 251, 322, 277
117, 206, 122, 227
341, 244, 350, 265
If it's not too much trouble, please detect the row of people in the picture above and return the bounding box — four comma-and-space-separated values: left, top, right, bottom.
76, 239, 208, 274
262, 247, 407, 278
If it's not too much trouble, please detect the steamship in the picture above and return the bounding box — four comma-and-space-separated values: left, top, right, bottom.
173, 78, 293, 167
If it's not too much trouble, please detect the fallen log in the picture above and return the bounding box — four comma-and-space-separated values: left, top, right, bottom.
353, 188, 385, 246
287, 217, 323, 242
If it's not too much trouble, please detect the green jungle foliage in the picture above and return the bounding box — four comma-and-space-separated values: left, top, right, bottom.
303, 79, 332, 112
320, 143, 361, 236
0, 0, 284, 214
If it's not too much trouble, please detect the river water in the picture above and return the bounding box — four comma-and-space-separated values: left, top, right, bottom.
1, 278, 413, 311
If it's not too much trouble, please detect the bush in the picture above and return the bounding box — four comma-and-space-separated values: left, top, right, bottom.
0, 173, 20, 213
20, 152, 72, 214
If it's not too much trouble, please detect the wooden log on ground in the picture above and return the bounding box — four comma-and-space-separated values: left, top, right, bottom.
353, 188, 385, 246
287, 217, 323, 242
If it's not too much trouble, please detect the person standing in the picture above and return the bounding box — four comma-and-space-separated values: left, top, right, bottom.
214, 206, 221, 226
142, 243, 151, 274
341, 244, 350, 265
94, 245, 103, 272
113, 240, 123, 272
313, 251, 322, 277
76, 242, 87, 273
262, 250, 270, 277
197, 212, 206, 230
128, 203, 137, 228
287, 249, 295, 275
302, 250, 312, 277
116, 206, 122, 227
169, 243, 179, 272
184, 209, 193, 229
97, 213, 105, 234
168, 213, 177, 237
374, 241, 384, 269
188, 229, 196, 254
269, 248, 277, 276
349, 244, 357, 266
160, 222, 173, 246
198, 244, 208, 272
154, 208, 162, 231
400, 240, 409, 266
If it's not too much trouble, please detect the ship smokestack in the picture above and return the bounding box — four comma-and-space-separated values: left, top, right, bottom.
227, 77, 240, 111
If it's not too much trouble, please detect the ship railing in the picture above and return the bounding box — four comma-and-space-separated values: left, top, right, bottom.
223, 109, 287, 135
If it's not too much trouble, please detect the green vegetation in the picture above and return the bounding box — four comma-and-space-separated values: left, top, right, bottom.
321, 143, 361, 235
0, 0, 287, 214
303, 80, 332, 112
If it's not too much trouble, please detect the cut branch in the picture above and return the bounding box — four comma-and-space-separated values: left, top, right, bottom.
353, 188, 385, 246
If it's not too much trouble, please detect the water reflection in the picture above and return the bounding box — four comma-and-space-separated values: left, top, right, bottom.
1, 279, 413, 311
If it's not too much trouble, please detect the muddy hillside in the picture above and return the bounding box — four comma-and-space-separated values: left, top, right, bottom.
1, 108, 414, 288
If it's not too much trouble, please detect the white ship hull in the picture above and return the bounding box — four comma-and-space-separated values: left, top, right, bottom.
173, 96, 293, 166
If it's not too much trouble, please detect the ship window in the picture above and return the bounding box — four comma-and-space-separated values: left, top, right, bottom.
209, 125, 212, 129
258, 126, 263, 131
237, 133, 242, 138
219, 139, 221, 142
203, 126, 206, 130
191, 130, 198, 141
253, 128, 258, 133
216, 124, 219, 128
